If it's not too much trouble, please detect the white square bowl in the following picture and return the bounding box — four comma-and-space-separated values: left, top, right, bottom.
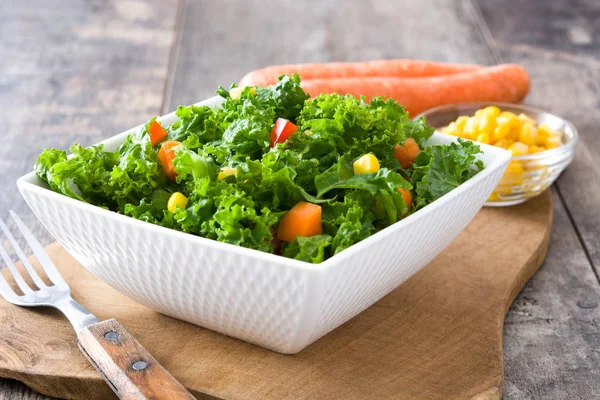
17, 96, 511, 354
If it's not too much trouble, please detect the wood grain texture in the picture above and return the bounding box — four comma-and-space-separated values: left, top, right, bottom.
0, 0, 179, 398
168, 3, 600, 397
0, 0, 179, 246
503, 190, 600, 399
78, 319, 195, 399
164, 0, 498, 111
473, 1, 600, 398
475, 0, 600, 272
0, 192, 552, 400
0, 379, 57, 400
1, 0, 599, 399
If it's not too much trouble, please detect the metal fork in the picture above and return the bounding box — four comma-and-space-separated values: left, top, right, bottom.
0, 211, 195, 400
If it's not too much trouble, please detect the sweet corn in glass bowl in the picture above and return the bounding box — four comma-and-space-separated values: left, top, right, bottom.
414, 102, 577, 206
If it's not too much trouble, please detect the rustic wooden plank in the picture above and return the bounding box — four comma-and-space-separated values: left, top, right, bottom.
473, 0, 600, 397
0, 192, 553, 400
475, 0, 599, 56
503, 190, 600, 399
2, 0, 598, 399
166, 1, 600, 398
166, 0, 600, 399
0, 0, 179, 399
474, 0, 600, 273
163, 0, 498, 111
0, 379, 56, 400
0, 0, 179, 246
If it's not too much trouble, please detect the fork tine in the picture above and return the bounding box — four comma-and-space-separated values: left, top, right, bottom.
9, 211, 66, 287
0, 239, 33, 294
0, 270, 20, 302
0, 218, 47, 289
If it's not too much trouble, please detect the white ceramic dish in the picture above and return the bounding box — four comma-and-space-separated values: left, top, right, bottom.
18, 96, 511, 354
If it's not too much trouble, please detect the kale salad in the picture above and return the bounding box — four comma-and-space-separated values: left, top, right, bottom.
35, 75, 484, 263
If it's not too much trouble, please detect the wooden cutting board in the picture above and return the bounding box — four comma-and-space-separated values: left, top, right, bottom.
0, 190, 552, 400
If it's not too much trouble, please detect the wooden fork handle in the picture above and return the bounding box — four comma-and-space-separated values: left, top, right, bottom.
78, 318, 195, 399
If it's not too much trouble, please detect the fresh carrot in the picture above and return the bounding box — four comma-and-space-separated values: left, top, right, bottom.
277, 202, 322, 242
239, 60, 482, 87
300, 64, 530, 116
398, 187, 413, 215
148, 120, 168, 146
158, 141, 181, 181
394, 138, 420, 169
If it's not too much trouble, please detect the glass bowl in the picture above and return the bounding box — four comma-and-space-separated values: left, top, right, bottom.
414, 102, 578, 206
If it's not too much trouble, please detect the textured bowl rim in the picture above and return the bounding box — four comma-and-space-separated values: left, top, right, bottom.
413, 101, 578, 162
17, 97, 511, 269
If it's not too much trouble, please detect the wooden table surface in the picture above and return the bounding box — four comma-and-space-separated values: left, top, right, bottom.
1, 0, 598, 399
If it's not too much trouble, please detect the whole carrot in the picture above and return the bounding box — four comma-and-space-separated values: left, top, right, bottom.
239, 60, 482, 87
300, 64, 530, 116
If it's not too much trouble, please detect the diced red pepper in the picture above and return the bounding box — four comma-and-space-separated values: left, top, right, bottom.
158, 141, 181, 181
148, 120, 168, 146
270, 118, 298, 147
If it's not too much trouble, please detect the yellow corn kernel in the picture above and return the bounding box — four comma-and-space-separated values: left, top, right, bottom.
518, 113, 536, 125
481, 106, 501, 119
167, 192, 188, 213
478, 114, 496, 134
442, 122, 459, 136
455, 116, 469, 131
537, 123, 550, 144
509, 141, 529, 156
230, 86, 256, 100
499, 161, 524, 185
476, 132, 490, 144
474, 109, 484, 118
545, 136, 562, 149
493, 139, 510, 149
498, 112, 521, 128
529, 145, 546, 154
494, 161, 525, 186
463, 117, 479, 139
538, 123, 553, 137
229, 87, 243, 100
501, 112, 520, 126
304, 129, 313, 135
506, 161, 524, 174
511, 126, 524, 141
496, 116, 520, 141
488, 193, 499, 202
495, 185, 515, 195
217, 167, 238, 180
493, 122, 511, 141
454, 121, 466, 136
519, 122, 538, 146
500, 111, 517, 118
353, 154, 380, 174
